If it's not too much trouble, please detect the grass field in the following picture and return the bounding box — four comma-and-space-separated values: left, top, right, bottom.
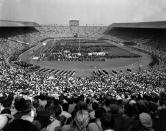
19, 38, 152, 76
32, 39, 139, 58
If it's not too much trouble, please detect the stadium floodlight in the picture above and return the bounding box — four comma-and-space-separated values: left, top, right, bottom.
43, 42, 47, 46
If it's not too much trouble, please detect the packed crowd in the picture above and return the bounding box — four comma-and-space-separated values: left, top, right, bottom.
0, 26, 166, 131
36, 25, 107, 39
0, 25, 107, 59
0, 43, 166, 130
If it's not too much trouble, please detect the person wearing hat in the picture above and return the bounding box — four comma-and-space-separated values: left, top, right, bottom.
3, 100, 38, 131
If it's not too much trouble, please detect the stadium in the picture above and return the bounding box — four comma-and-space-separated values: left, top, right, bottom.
0, 2, 166, 131
4, 20, 153, 77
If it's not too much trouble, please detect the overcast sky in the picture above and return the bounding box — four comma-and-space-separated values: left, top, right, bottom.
0, 0, 166, 25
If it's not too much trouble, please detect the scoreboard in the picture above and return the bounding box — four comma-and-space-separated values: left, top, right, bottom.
69, 20, 79, 37
69, 20, 79, 27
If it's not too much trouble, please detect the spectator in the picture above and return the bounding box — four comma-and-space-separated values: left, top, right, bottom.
62, 110, 90, 131
138, 113, 155, 131
45, 105, 61, 131
4, 100, 38, 131
0, 114, 8, 130
100, 113, 115, 131
88, 107, 106, 131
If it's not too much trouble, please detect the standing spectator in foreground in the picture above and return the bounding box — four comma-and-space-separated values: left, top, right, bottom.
0, 114, 8, 130
61, 110, 90, 131
45, 105, 61, 131
13, 97, 25, 119
100, 113, 115, 131
138, 113, 155, 131
4, 100, 38, 131
61, 102, 71, 120
88, 107, 106, 131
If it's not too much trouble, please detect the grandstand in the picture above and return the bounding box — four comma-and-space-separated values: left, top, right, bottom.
110, 21, 166, 29
0, 20, 39, 27
2, 20, 164, 76
0, 20, 39, 38
0, 20, 157, 77
0, 20, 40, 60
104, 21, 166, 50
0, 19, 166, 131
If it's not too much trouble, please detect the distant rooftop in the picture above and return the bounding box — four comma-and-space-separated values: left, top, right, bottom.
0, 20, 40, 27
110, 21, 166, 29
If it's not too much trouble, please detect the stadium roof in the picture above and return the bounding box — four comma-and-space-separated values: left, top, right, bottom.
109, 21, 166, 29
0, 20, 40, 27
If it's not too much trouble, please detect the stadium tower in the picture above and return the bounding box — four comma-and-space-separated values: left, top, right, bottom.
69, 20, 79, 37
